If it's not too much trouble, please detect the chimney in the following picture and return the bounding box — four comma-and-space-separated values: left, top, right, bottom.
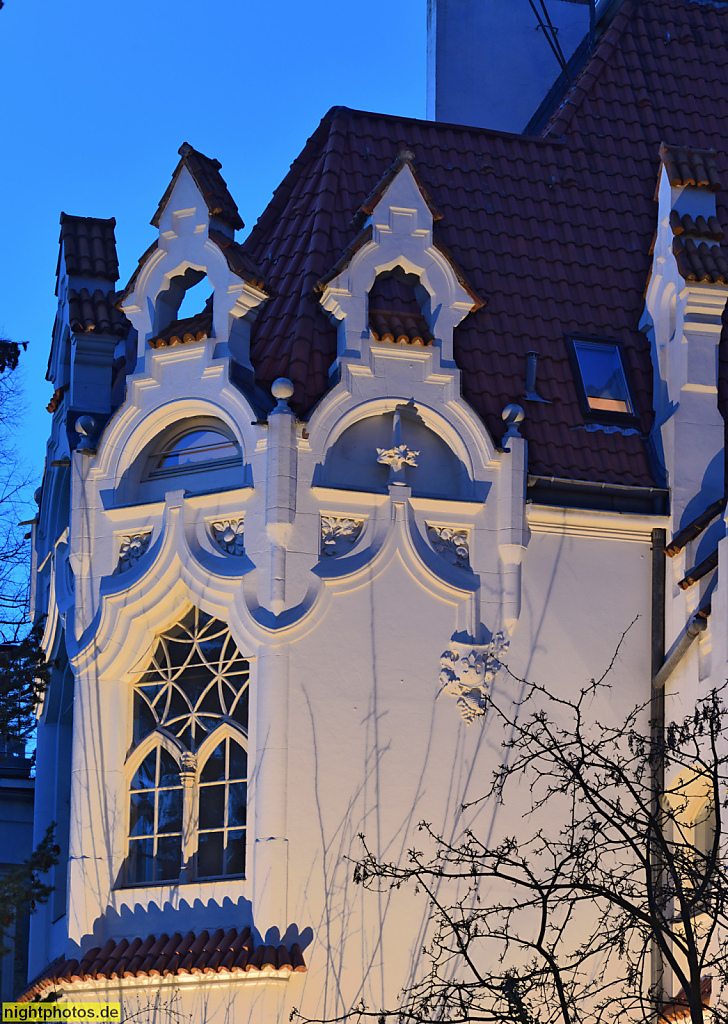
427, 0, 590, 133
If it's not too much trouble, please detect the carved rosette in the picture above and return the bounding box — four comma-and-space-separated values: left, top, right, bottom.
118, 532, 152, 573
376, 444, 419, 471
210, 518, 245, 555
321, 515, 364, 556
427, 525, 470, 568
438, 633, 510, 724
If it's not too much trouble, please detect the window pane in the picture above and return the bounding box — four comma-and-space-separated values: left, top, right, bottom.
131, 751, 156, 791
128, 838, 154, 884
129, 792, 155, 836
158, 787, 183, 834
199, 783, 225, 830
200, 743, 225, 783
158, 749, 180, 788
225, 831, 246, 876
574, 342, 632, 414
228, 783, 247, 827
197, 832, 224, 878
228, 742, 247, 780
159, 430, 238, 468
156, 836, 182, 880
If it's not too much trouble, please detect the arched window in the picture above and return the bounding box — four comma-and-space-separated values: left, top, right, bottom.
125, 608, 249, 885
149, 427, 241, 477
197, 735, 247, 879
127, 746, 183, 884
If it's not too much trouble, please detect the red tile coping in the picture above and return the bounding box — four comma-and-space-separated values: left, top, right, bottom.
152, 143, 244, 232
46, 384, 69, 414
665, 497, 726, 556
59, 215, 119, 283
659, 975, 712, 1022
354, 149, 443, 229
370, 310, 433, 346
68, 289, 129, 337
148, 306, 212, 349
660, 143, 721, 192
19, 928, 306, 1000
673, 236, 728, 284
670, 211, 724, 242
208, 229, 272, 294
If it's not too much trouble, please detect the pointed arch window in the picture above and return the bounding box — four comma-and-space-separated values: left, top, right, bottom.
125, 608, 249, 885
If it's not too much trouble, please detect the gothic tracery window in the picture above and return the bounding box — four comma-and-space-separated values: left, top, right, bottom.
125, 608, 249, 885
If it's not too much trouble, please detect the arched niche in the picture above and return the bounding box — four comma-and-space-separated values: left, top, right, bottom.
321, 403, 469, 499
117, 416, 246, 506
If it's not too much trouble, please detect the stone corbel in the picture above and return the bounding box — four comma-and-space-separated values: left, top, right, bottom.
438, 632, 510, 724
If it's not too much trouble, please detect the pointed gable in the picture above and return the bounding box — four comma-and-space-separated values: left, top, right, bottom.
151, 142, 244, 232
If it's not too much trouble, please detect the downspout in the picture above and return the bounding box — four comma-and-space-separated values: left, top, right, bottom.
650, 527, 666, 1014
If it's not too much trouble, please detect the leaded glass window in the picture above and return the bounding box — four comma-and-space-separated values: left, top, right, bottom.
125, 608, 249, 886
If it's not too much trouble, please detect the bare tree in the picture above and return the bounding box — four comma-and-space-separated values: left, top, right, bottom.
300, 633, 728, 1024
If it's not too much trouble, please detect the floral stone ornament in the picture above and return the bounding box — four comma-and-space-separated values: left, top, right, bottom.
210, 518, 245, 555
427, 525, 470, 567
118, 532, 152, 572
438, 633, 510, 724
321, 515, 364, 556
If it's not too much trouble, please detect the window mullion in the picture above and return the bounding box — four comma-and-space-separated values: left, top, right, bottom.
179, 752, 197, 883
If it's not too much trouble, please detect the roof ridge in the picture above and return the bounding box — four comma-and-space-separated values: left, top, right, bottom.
543, 0, 638, 138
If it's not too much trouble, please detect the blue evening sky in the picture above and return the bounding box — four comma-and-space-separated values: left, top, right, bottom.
0, 0, 425, 485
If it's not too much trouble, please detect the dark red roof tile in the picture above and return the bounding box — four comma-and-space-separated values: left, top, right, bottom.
660, 142, 722, 190
152, 143, 244, 231
68, 288, 130, 336
148, 302, 212, 349
19, 928, 305, 1000
59, 214, 119, 282
238, 0, 728, 487
208, 229, 272, 294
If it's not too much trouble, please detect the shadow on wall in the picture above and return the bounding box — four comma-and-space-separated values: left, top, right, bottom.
74, 896, 312, 956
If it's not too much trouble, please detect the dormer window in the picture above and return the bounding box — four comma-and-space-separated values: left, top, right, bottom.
568, 336, 635, 420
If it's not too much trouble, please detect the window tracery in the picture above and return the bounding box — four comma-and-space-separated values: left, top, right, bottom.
126, 608, 249, 885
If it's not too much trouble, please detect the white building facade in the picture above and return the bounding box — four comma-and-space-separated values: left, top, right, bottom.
22, 0, 728, 1019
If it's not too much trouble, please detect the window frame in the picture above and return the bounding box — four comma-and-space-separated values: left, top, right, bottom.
122, 610, 250, 888
145, 422, 243, 482
566, 334, 639, 426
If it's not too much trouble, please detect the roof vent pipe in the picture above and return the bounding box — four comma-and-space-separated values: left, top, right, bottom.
524, 351, 551, 403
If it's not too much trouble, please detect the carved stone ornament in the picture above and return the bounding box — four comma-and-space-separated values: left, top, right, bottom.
118, 532, 152, 573
438, 633, 510, 724
427, 525, 470, 568
321, 515, 364, 556
210, 518, 245, 555
376, 444, 419, 472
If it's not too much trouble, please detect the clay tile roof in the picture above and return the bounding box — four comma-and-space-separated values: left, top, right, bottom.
208, 228, 272, 294
660, 143, 721, 191
370, 310, 433, 346
148, 300, 213, 349
152, 142, 244, 232
242, 0, 728, 488
673, 236, 728, 284
669, 210, 724, 242
68, 288, 130, 337
58, 214, 119, 282
19, 928, 305, 1000
659, 975, 712, 1022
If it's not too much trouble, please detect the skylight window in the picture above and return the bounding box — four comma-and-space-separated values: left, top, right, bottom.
569, 337, 634, 418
